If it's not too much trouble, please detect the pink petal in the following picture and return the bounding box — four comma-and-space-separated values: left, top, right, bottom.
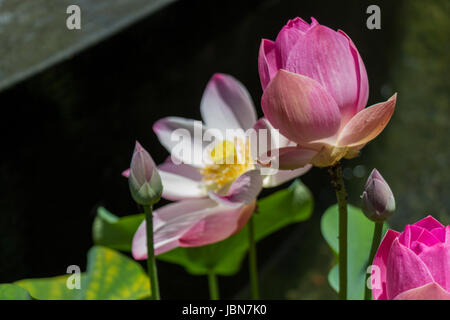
200, 73, 257, 132
153, 117, 207, 167
337, 94, 397, 147
365, 168, 388, 187
413, 215, 445, 231
132, 221, 150, 260
283, 24, 360, 121
338, 30, 369, 117
399, 223, 443, 255
398, 225, 426, 248
253, 117, 293, 158
258, 146, 317, 171
415, 229, 441, 247
261, 70, 341, 146
132, 221, 182, 260
208, 170, 263, 207
275, 17, 317, 67
157, 157, 206, 200
372, 229, 400, 300
262, 165, 311, 188
131, 198, 257, 258
158, 157, 202, 181
258, 39, 281, 90
132, 198, 220, 258
446, 226, 450, 245
122, 169, 130, 178
179, 201, 255, 247
394, 282, 450, 300
386, 238, 435, 300
286, 16, 316, 32
129, 141, 157, 184
274, 146, 317, 170
418, 242, 450, 291
430, 227, 446, 243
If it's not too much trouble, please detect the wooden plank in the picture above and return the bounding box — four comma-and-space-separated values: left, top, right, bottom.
0, 0, 176, 92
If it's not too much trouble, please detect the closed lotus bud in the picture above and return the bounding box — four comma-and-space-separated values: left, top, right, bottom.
258, 17, 397, 168
128, 141, 162, 206
361, 169, 395, 222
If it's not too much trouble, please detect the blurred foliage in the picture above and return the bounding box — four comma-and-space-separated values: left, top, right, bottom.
17, 275, 85, 300
365, 0, 450, 228
0, 284, 31, 300
13, 246, 150, 300
93, 207, 144, 252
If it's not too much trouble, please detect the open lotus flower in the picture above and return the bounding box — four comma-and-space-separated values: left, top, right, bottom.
258, 17, 397, 168
128, 73, 310, 258
372, 216, 450, 300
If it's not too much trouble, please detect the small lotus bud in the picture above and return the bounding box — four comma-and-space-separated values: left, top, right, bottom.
361, 169, 395, 222
128, 141, 163, 206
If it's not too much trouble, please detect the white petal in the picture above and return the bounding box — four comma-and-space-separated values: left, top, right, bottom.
153, 117, 207, 167
201, 74, 257, 133
262, 165, 311, 187
158, 157, 206, 200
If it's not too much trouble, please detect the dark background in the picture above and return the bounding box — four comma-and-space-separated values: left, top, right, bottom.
0, 0, 448, 299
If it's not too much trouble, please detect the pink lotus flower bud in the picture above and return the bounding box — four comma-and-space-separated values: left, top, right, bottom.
361, 169, 395, 222
372, 216, 450, 300
258, 17, 397, 169
128, 141, 162, 206
258, 17, 368, 123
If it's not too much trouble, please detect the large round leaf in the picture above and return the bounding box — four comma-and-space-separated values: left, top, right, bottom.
0, 284, 31, 300
15, 274, 85, 300
93, 207, 144, 252
83, 246, 150, 299
14, 246, 150, 300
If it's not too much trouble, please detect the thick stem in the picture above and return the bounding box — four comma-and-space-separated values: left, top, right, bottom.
364, 222, 383, 300
248, 216, 260, 300
144, 205, 160, 300
329, 163, 348, 300
208, 271, 220, 300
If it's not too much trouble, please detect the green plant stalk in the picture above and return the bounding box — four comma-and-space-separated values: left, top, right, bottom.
248, 216, 260, 300
329, 163, 348, 300
364, 221, 383, 300
144, 205, 160, 300
208, 271, 220, 300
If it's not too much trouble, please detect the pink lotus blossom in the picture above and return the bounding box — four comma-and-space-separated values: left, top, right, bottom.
372, 216, 450, 300
128, 73, 310, 258
258, 17, 397, 168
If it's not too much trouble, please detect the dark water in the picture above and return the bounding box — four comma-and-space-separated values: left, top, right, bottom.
0, 0, 448, 299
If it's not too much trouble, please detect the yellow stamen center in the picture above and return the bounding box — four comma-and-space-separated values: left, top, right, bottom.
200, 138, 253, 193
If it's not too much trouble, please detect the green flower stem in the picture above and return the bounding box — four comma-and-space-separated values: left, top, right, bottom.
207, 271, 220, 300
144, 205, 160, 300
329, 163, 348, 300
248, 216, 260, 300
364, 221, 383, 300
